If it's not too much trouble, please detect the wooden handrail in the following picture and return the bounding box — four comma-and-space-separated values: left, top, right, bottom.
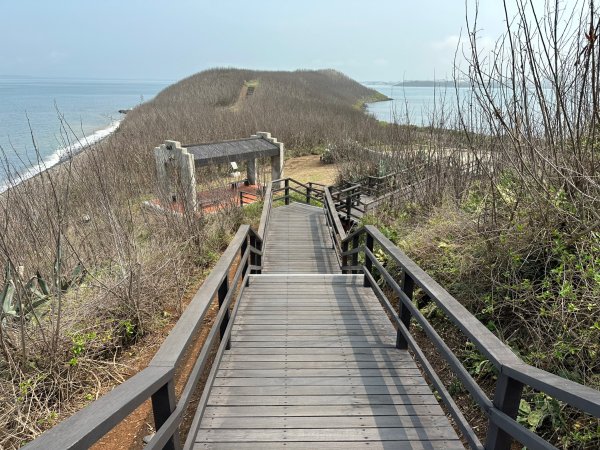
363, 225, 520, 367
26, 174, 598, 450
341, 226, 600, 450
147, 251, 250, 450
182, 271, 249, 450
324, 187, 346, 242
24, 225, 259, 450
257, 181, 273, 241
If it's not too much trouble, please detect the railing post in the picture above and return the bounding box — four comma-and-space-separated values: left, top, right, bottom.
249, 233, 262, 275
345, 194, 352, 221
151, 380, 180, 450
364, 233, 374, 287
255, 239, 262, 274
306, 182, 312, 204
218, 277, 231, 350
284, 179, 290, 205
241, 235, 249, 283
397, 272, 414, 350
249, 234, 257, 274
239, 191, 244, 207
486, 374, 524, 450
341, 240, 349, 274
352, 234, 360, 274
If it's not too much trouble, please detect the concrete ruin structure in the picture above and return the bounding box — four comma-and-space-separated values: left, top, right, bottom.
153, 132, 284, 213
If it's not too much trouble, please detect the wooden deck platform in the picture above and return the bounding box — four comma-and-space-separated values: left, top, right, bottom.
191, 204, 462, 448
262, 203, 340, 274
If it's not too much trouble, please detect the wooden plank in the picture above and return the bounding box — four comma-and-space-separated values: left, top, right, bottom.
194, 441, 464, 449
229, 341, 396, 348
230, 336, 395, 343
232, 332, 391, 338
212, 376, 429, 387
220, 354, 413, 362
230, 329, 393, 338
217, 361, 418, 370
232, 327, 391, 334
239, 302, 376, 306
230, 325, 396, 337
215, 368, 422, 378
224, 347, 406, 355
195, 427, 459, 442
248, 275, 362, 283
244, 300, 371, 304
237, 308, 384, 315
231, 328, 392, 335
209, 384, 432, 396
199, 414, 451, 429
232, 324, 391, 330
202, 403, 444, 417
234, 320, 392, 326
206, 394, 438, 407
235, 313, 390, 318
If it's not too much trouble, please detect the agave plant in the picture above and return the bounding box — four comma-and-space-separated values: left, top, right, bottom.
0, 260, 85, 327
0, 263, 17, 324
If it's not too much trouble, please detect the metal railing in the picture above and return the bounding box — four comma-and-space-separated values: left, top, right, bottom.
23, 226, 263, 450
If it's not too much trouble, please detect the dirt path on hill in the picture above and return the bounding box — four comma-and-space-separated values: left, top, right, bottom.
230, 85, 248, 112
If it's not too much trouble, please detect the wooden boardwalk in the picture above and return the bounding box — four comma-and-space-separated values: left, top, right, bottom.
262, 203, 340, 274
191, 203, 462, 448
25, 185, 600, 450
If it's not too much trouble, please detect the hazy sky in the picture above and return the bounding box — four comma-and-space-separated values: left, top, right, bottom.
0, 1, 534, 82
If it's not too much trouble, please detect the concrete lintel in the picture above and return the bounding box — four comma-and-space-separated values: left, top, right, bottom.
193, 148, 279, 167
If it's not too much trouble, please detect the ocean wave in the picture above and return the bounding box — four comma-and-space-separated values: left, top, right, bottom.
0, 120, 121, 193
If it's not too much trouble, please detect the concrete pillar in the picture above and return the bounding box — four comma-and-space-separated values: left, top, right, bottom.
154, 145, 171, 202
246, 158, 258, 185
256, 131, 284, 189
153, 140, 197, 213
271, 151, 283, 188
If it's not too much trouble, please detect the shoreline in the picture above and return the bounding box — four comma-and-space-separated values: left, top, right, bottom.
0, 119, 122, 194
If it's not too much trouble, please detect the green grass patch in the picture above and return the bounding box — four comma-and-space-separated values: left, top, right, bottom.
353, 91, 391, 110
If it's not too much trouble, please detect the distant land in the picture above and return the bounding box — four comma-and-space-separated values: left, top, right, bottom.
363, 80, 471, 88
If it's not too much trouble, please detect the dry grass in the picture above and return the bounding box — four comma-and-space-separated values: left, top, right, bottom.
284, 155, 338, 185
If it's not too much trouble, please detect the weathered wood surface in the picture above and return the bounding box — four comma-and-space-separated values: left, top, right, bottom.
191, 273, 461, 448
189, 204, 461, 448
262, 203, 340, 273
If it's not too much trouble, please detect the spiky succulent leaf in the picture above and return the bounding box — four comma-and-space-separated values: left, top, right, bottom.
36, 272, 50, 297
1, 281, 17, 316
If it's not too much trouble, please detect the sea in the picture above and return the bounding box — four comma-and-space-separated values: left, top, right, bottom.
0, 77, 169, 191
363, 82, 471, 126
